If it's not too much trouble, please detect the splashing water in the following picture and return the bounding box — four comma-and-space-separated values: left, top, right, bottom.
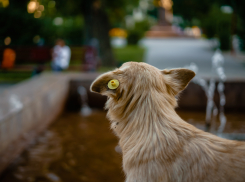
212, 50, 227, 133
78, 86, 92, 116
186, 49, 227, 133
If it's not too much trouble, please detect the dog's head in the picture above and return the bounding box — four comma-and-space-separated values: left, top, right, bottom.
90, 62, 195, 108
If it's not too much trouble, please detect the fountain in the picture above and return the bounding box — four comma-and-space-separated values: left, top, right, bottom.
77, 86, 92, 116
186, 49, 227, 133
1, 67, 245, 181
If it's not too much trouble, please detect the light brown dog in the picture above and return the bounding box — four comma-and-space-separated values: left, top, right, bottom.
90, 62, 245, 182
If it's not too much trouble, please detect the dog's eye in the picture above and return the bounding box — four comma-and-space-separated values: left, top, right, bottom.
108, 79, 120, 89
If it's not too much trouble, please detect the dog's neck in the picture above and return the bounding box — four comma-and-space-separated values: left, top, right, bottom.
106, 90, 196, 163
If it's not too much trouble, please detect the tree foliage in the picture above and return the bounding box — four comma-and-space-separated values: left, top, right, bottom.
0, 0, 42, 45
0, 0, 140, 45
172, 0, 245, 50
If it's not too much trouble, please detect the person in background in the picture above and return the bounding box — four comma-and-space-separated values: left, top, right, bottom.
51, 39, 71, 72
83, 38, 100, 72
1, 48, 16, 70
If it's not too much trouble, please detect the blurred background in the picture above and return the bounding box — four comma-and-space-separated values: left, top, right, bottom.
0, 0, 245, 182
0, 0, 244, 82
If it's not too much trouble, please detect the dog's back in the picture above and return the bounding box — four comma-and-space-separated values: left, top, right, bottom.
170, 131, 245, 182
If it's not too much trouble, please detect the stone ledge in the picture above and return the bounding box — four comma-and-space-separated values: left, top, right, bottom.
0, 72, 99, 175
67, 78, 245, 112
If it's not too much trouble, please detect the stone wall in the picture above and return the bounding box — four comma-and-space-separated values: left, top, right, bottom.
0, 73, 99, 175
179, 81, 245, 111
68, 79, 245, 112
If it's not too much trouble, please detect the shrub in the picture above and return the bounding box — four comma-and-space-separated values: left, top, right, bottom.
127, 19, 151, 45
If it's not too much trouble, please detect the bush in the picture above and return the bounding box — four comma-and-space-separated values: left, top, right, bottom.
127, 30, 142, 45
202, 4, 232, 50
127, 20, 151, 45
113, 45, 146, 66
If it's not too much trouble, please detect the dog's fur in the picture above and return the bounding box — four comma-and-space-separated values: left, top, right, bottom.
90, 62, 245, 182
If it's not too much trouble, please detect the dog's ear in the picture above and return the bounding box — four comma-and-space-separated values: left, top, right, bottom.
161, 68, 195, 95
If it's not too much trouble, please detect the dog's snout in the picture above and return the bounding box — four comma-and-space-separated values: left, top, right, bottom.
90, 81, 101, 93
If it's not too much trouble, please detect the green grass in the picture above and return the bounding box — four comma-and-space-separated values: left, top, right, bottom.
0, 71, 33, 83
97, 46, 146, 72
113, 45, 146, 66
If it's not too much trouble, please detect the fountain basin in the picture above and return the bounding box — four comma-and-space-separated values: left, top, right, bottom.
0, 73, 99, 174
0, 72, 245, 176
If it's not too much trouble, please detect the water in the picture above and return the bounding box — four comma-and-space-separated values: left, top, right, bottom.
78, 86, 92, 117
0, 111, 124, 182
177, 111, 245, 134
1, 111, 245, 182
211, 50, 226, 133
186, 49, 227, 133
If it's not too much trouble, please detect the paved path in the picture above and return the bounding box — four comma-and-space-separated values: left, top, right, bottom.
141, 38, 245, 80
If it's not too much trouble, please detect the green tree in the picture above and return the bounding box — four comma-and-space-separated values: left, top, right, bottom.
172, 0, 245, 50
0, 0, 43, 45
1, 0, 140, 66
54, 0, 140, 66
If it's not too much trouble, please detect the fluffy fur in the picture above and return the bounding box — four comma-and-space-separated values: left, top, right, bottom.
90, 62, 245, 182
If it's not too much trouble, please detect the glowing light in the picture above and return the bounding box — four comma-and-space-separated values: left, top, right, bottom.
220, 6, 233, 14
38, 4, 44, 11
48, 1, 55, 8
192, 26, 201, 38
0, 0, 9, 8
160, 0, 173, 10
27, 1, 38, 13
4, 37, 11, 45
184, 26, 201, 38
53, 17, 63, 26
34, 10, 42, 18
33, 35, 40, 43
109, 28, 127, 38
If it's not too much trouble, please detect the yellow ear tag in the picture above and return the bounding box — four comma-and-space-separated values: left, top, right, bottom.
108, 79, 119, 89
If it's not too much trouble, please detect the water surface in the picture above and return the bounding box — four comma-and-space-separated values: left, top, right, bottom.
1, 110, 245, 182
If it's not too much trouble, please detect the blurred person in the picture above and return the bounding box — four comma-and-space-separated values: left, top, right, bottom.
1, 48, 16, 70
83, 38, 100, 72
51, 39, 71, 72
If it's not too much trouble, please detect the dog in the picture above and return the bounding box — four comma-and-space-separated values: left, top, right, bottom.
90, 62, 245, 182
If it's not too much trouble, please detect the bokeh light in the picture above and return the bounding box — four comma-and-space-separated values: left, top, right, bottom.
160, 0, 173, 10
109, 28, 127, 38
34, 10, 42, 18
192, 26, 201, 38
0, 0, 9, 8
38, 5, 44, 11
27, 1, 38, 13
4, 36, 11, 45
53, 17, 63, 26
48, 1, 56, 8
220, 6, 233, 14
33, 35, 41, 43
27, 0, 44, 18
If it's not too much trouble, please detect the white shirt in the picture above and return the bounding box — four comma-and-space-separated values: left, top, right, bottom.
53, 45, 71, 69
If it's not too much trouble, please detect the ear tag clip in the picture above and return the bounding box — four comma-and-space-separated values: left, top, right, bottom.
108, 79, 119, 89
